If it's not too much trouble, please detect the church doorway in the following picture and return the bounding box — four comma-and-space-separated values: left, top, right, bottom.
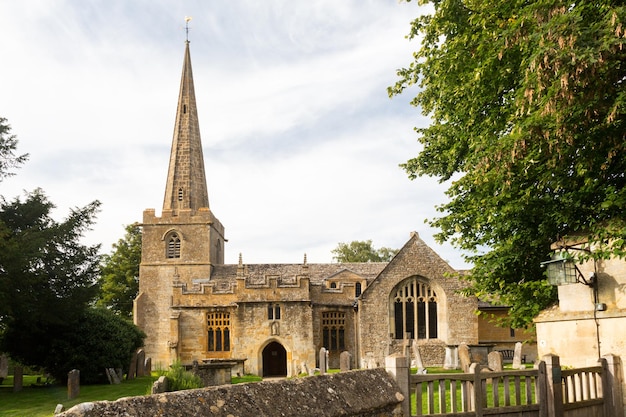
262, 341, 287, 377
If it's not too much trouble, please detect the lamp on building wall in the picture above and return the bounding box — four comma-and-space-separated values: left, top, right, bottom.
541, 252, 595, 287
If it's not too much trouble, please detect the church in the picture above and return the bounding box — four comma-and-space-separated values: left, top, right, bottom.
133, 40, 534, 377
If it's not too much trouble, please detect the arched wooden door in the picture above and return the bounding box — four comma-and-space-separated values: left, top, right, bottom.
262, 341, 287, 377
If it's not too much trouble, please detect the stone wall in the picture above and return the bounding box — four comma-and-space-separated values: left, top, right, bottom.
57, 368, 404, 417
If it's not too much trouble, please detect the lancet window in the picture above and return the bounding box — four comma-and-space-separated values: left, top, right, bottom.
391, 278, 438, 340
166, 233, 181, 258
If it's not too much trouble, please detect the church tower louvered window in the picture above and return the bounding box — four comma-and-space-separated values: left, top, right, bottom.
166, 233, 181, 258
391, 278, 438, 340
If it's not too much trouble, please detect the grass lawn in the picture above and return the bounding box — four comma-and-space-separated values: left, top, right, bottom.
0, 374, 157, 417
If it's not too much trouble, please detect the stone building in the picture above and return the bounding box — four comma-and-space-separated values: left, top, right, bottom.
134, 41, 533, 376
535, 238, 626, 408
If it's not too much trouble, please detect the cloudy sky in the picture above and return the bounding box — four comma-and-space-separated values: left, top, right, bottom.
0, 1, 469, 268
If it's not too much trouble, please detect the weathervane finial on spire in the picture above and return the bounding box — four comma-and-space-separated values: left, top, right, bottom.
184, 16, 192, 42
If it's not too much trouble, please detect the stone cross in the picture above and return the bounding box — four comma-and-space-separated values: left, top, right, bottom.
67, 369, 80, 400
319, 347, 327, 374
458, 343, 471, 373
512, 342, 524, 369
339, 351, 352, 372
488, 351, 503, 372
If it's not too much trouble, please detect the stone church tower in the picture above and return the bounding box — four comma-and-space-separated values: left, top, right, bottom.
134, 40, 226, 366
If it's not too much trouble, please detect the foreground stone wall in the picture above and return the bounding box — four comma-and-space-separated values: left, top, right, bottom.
58, 368, 404, 417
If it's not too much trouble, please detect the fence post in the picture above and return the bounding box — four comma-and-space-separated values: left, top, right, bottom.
602, 354, 624, 417
470, 363, 484, 417
536, 361, 548, 417
542, 354, 563, 417
385, 354, 410, 417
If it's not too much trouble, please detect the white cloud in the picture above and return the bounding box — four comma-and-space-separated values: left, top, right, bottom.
0, 1, 469, 268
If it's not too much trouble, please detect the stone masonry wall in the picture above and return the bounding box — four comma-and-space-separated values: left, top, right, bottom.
57, 369, 404, 417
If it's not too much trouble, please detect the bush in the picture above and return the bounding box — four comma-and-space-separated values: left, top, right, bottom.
43, 308, 145, 384
156, 361, 203, 391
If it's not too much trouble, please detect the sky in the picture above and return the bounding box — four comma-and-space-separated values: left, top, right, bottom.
0, 1, 470, 268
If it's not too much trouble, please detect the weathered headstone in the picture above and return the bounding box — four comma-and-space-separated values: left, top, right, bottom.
107, 368, 121, 384
339, 351, 352, 372
67, 369, 80, 400
319, 347, 327, 374
127, 350, 138, 380
301, 362, 310, 376
54, 404, 65, 414
458, 343, 471, 373
412, 343, 424, 371
0, 354, 8, 381
512, 342, 524, 369
144, 358, 152, 375
13, 366, 23, 392
151, 375, 168, 394
136, 349, 146, 377
488, 351, 503, 372
443, 346, 459, 370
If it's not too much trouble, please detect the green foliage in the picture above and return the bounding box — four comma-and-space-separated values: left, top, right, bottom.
331, 240, 399, 263
390, 0, 626, 327
0, 118, 28, 182
97, 223, 142, 317
40, 308, 145, 384
156, 361, 203, 391
0, 190, 102, 364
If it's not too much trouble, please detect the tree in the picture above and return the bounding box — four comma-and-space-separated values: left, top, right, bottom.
0, 190, 102, 372
0, 117, 28, 182
97, 223, 142, 317
332, 240, 399, 263
44, 308, 145, 383
389, 0, 625, 327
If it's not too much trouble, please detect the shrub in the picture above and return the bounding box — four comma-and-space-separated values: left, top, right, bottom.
156, 361, 203, 391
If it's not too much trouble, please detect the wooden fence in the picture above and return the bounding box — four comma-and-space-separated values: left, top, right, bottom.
385, 353, 624, 417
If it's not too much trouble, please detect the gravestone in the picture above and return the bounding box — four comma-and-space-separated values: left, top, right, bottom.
458, 343, 471, 373
13, 366, 23, 392
144, 358, 152, 375
319, 347, 327, 375
107, 368, 121, 384
412, 343, 424, 371
512, 342, 524, 369
67, 369, 80, 400
127, 350, 137, 380
444, 346, 459, 370
488, 351, 503, 372
151, 375, 168, 394
302, 362, 310, 376
54, 404, 65, 414
339, 351, 352, 372
0, 354, 8, 382
136, 349, 146, 377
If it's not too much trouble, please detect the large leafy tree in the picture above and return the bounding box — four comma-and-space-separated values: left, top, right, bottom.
390, 0, 625, 327
0, 190, 102, 367
332, 240, 398, 263
97, 223, 142, 318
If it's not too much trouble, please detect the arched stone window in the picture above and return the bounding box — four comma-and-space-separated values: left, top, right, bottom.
207, 312, 230, 352
166, 232, 181, 258
391, 277, 438, 340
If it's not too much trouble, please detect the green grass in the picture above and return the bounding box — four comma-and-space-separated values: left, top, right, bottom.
0, 374, 158, 417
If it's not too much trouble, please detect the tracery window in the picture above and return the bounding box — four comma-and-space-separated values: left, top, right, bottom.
207, 312, 230, 352
166, 233, 181, 259
322, 311, 345, 351
391, 278, 438, 340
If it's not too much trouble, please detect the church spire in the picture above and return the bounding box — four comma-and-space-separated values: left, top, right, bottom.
162, 40, 210, 213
